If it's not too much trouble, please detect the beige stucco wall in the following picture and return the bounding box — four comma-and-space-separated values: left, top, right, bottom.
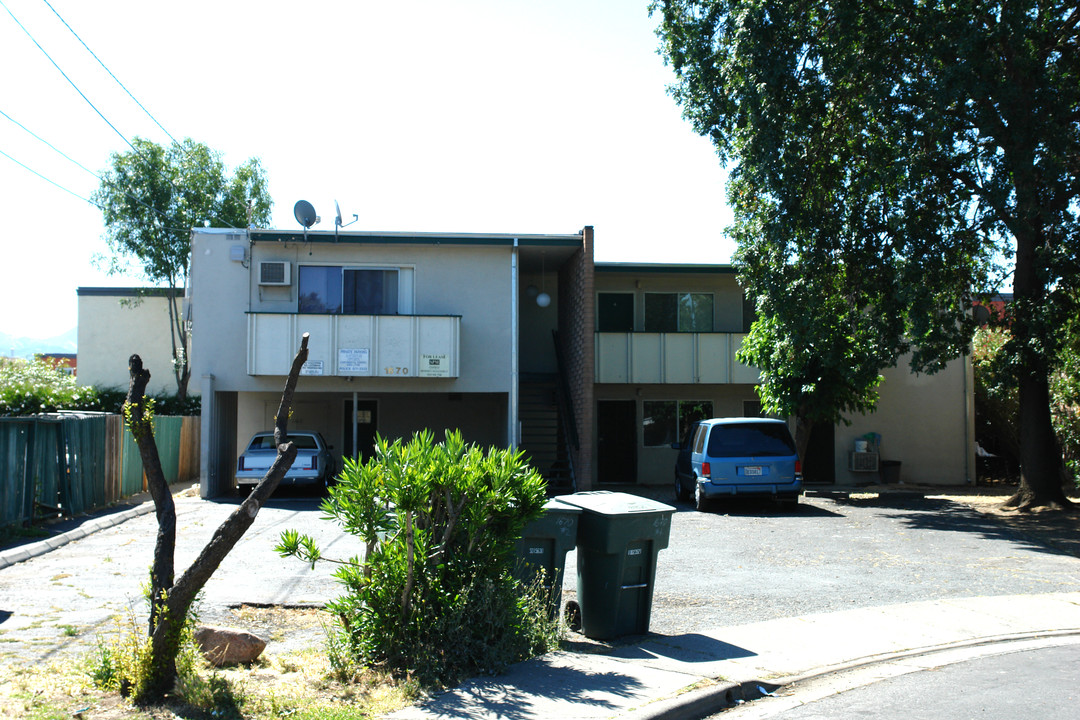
76, 289, 179, 395
840, 355, 975, 486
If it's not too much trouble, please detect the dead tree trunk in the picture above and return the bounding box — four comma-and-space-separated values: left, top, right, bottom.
124, 334, 310, 702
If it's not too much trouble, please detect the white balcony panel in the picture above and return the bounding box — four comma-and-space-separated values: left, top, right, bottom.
248, 314, 459, 378
731, 333, 761, 384
630, 334, 663, 384
595, 332, 756, 385
697, 333, 731, 384
596, 333, 630, 383
663, 334, 695, 383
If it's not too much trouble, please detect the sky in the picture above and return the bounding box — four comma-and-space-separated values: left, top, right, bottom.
0, 0, 733, 340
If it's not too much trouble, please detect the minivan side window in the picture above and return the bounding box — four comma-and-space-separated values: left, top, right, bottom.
693, 425, 708, 454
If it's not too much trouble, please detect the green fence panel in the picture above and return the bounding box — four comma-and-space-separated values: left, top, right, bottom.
154, 417, 184, 484
120, 424, 145, 496
0, 421, 33, 526
59, 416, 108, 517
32, 422, 62, 516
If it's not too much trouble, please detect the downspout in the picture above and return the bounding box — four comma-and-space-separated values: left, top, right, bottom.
510, 239, 520, 448
352, 391, 359, 462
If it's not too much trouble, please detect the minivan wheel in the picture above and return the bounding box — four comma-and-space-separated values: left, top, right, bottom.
675, 475, 690, 502
694, 482, 711, 512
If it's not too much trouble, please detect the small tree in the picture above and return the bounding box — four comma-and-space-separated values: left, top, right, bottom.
94, 138, 272, 399
277, 430, 555, 686
122, 334, 308, 702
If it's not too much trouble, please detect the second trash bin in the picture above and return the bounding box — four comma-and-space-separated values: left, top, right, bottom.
515, 498, 581, 617
559, 491, 675, 640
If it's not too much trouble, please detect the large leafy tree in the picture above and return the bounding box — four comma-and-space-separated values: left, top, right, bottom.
652, 0, 1079, 508
93, 138, 272, 398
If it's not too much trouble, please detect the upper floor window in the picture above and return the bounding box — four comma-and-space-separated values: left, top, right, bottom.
644, 293, 713, 332
299, 266, 399, 315
597, 292, 634, 332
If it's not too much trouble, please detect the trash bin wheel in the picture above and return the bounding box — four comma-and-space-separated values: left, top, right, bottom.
564, 600, 582, 633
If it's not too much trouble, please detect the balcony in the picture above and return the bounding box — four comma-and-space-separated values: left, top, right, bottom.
594, 332, 759, 385
248, 313, 460, 378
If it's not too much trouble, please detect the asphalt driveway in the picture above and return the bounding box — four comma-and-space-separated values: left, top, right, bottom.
2, 488, 1078, 666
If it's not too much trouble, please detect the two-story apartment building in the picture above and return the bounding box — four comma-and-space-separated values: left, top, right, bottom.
185, 225, 974, 497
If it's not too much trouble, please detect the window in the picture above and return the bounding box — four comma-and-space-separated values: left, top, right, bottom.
644, 293, 713, 332
597, 293, 634, 331
299, 267, 399, 315
643, 399, 713, 447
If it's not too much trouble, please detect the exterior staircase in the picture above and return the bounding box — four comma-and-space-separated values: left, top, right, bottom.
519, 375, 574, 492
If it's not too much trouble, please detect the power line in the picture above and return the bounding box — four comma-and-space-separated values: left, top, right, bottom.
2, 0, 243, 230
0, 109, 201, 234
36, 0, 238, 229
0, 106, 99, 181
0, 146, 96, 206
0, 0, 141, 157
39, 0, 180, 147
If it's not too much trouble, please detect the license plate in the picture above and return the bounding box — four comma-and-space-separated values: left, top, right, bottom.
743, 466, 763, 476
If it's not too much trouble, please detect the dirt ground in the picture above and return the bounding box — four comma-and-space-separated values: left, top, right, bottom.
871, 481, 1080, 559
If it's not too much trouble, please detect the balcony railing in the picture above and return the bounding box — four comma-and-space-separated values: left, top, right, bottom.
594, 332, 759, 384
248, 313, 460, 378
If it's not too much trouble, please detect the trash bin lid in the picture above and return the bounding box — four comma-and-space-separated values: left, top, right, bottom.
559, 491, 674, 516
543, 498, 582, 514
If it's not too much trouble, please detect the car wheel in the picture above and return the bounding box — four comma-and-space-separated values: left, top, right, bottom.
694, 481, 711, 512
675, 474, 690, 502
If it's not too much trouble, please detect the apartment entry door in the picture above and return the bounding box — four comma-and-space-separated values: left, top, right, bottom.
343, 399, 378, 463
597, 400, 637, 484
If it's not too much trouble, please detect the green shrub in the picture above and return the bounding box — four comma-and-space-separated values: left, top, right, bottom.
0, 359, 200, 416
278, 429, 558, 686
0, 359, 100, 415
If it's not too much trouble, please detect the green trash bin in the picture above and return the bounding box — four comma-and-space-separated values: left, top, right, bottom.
515, 498, 581, 617
559, 491, 675, 640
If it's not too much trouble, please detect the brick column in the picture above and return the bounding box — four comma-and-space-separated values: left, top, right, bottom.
558, 226, 596, 489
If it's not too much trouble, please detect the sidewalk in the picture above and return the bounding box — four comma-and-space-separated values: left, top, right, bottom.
388, 592, 1080, 720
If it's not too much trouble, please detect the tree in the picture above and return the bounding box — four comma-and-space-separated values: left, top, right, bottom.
652, 0, 1079, 509
93, 138, 272, 399
122, 335, 308, 702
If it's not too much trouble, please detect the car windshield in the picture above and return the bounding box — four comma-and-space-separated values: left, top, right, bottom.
706, 423, 796, 457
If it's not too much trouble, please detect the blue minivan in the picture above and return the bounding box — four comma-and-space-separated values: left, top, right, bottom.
673, 418, 802, 510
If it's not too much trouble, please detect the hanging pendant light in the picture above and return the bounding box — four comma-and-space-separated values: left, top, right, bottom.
536, 253, 551, 307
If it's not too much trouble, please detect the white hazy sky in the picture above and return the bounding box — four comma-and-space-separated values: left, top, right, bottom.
0, 0, 733, 339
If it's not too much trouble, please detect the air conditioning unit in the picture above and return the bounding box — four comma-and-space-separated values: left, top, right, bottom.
258, 261, 291, 286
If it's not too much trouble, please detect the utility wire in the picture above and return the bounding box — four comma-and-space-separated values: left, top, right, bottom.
0, 0, 141, 157
2, 0, 243, 230
38, 0, 239, 229
39, 0, 180, 147
0, 109, 203, 234
0, 106, 99, 180
0, 146, 96, 206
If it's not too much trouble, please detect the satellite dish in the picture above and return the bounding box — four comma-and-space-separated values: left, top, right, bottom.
293, 200, 318, 229
335, 200, 343, 228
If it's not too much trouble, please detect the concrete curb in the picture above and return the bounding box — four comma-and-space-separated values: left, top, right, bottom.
620, 629, 1080, 720
0, 499, 159, 570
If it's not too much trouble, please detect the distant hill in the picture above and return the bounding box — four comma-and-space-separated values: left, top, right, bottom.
0, 329, 78, 359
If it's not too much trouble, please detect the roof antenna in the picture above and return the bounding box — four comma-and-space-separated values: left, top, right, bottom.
334, 200, 358, 242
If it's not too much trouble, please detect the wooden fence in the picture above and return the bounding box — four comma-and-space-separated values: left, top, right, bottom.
0, 414, 200, 528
